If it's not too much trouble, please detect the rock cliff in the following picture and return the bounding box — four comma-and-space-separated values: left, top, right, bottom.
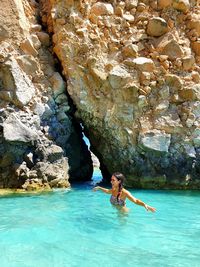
41, 0, 200, 188
0, 0, 93, 190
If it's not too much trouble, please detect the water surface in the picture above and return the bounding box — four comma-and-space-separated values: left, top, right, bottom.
0, 173, 199, 267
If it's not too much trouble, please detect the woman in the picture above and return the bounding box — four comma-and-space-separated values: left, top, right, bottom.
93, 172, 156, 212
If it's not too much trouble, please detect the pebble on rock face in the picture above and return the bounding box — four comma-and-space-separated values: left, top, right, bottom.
172, 0, 190, 12
147, 17, 168, 37
2, 0, 200, 189
90, 2, 114, 16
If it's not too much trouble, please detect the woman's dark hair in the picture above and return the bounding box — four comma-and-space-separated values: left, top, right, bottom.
113, 172, 125, 202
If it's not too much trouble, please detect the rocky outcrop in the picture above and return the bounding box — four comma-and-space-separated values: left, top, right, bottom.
0, 0, 93, 190
41, 0, 200, 188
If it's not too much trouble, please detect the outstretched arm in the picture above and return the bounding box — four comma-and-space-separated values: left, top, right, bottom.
93, 186, 112, 194
125, 190, 156, 212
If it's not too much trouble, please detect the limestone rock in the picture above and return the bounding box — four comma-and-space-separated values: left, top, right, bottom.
126, 0, 138, 9
50, 72, 66, 97
22, 179, 51, 191
0, 91, 13, 102
108, 65, 132, 89
20, 37, 38, 57
182, 55, 195, 71
16, 55, 39, 75
90, 3, 114, 16
165, 74, 183, 89
179, 84, 200, 101
157, 0, 172, 9
36, 32, 50, 46
40, 0, 200, 189
123, 14, 135, 23
139, 131, 171, 152
172, 0, 190, 12
7, 58, 35, 107
147, 17, 168, 37
30, 24, 42, 32
132, 57, 155, 72
0, 0, 93, 191
30, 34, 41, 50
191, 41, 200, 56
0, 25, 10, 41
192, 129, 200, 147
187, 17, 200, 35
90, 67, 108, 81
3, 114, 38, 143
36, 144, 64, 162
161, 40, 184, 60
122, 44, 138, 58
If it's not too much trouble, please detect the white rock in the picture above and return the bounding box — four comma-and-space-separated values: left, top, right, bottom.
8, 58, 35, 107
108, 65, 132, 89
3, 114, 38, 142
139, 130, 171, 152
132, 57, 155, 72
16, 55, 38, 75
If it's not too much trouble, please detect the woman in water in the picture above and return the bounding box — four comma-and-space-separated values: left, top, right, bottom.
93, 172, 156, 212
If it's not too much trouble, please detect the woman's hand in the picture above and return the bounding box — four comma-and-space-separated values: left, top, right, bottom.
145, 204, 156, 212
93, 186, 100, 192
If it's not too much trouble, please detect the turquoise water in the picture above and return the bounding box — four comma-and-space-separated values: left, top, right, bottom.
0, 172, 200, 267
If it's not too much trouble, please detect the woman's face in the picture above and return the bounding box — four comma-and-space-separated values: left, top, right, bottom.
111, 175, 120, 187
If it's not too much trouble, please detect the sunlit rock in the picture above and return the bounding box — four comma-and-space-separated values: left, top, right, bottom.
139, 130, 171, 152
160, 39, 184, 60
132, 57, 155, 72
3, 114, 38, 142
172, 0, 190, 12
90, 3, 114, 16
147, 17, 168, 37
20, 37, 38, 57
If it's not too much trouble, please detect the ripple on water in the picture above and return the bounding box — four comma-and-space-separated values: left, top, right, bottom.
0, 184, 199, 267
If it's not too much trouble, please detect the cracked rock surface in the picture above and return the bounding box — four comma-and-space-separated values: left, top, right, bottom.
41, 0, 200, 188
0, 0, 93, 190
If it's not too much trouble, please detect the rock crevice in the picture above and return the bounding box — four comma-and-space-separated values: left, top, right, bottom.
41, 0, 200, 188
0, 0, 93, 190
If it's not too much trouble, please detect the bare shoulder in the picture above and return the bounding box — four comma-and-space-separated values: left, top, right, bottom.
122, 188, 131, 196
122, 188, 129, 194
123, 189, 134, 197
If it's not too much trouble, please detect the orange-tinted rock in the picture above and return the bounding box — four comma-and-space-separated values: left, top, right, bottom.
179, 85, 200, 101
161, 39, 184, 60
122, 44, 138, 57
36, 32, 50, 46
132, 57, 155, 72
192, 41, 200, 56
182, 55, 195, 71
157, 0, 172, 9
90, 3, 114, 16
147, 17, 168, 37
41, 0, 200, 188
20, 37, 38, 57
187, 16, 200, 35
172, 0, 190, 12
